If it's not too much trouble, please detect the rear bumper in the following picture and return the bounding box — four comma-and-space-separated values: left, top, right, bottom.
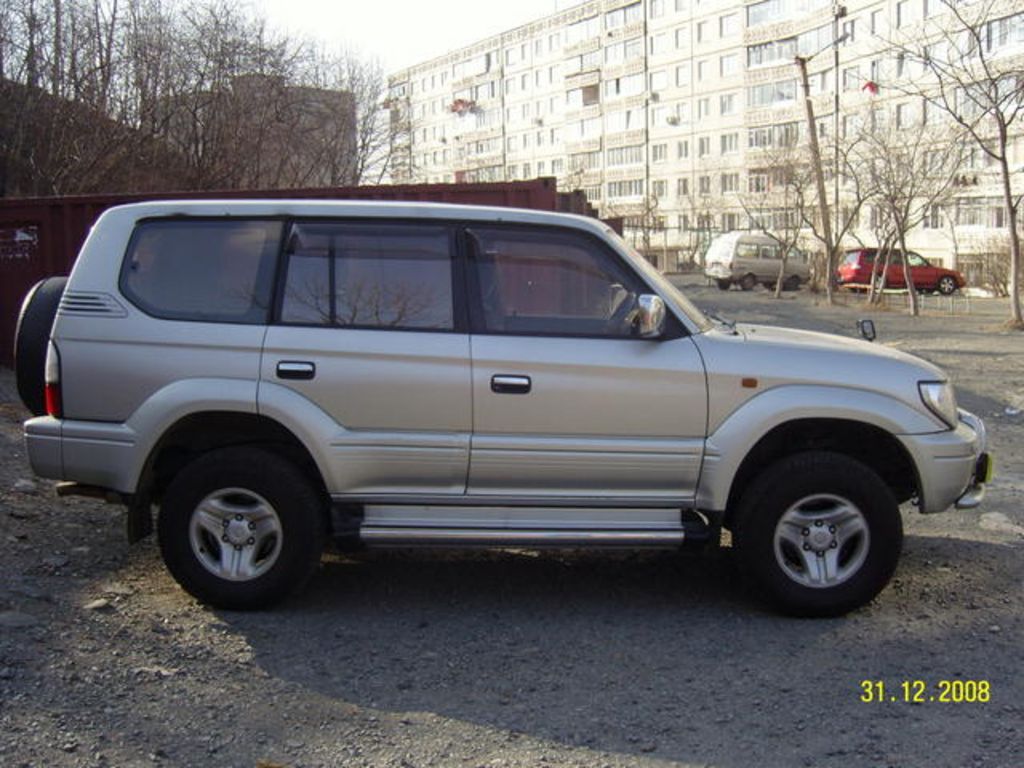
24, 416, 63, 479
24, 416, 138, 493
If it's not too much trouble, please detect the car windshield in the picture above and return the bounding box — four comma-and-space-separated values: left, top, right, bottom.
603, 227, 713, 332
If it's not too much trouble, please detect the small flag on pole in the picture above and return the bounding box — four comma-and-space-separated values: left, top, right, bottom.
862, 80, 879, 95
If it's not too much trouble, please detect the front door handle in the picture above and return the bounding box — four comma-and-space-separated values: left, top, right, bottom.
277, 361, 316, 380
491, 374, 531, 394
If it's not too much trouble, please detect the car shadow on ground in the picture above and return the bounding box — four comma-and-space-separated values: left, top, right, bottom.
209, 534, 1022, 766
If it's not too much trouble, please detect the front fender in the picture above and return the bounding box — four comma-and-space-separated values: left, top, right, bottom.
696, 384, 940, 512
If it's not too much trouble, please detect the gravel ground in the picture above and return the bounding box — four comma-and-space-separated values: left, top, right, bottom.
1, 282, 1022, 768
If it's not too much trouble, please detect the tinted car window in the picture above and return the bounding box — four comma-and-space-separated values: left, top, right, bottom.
121, 220, 281, 323
467, 226, 645, 337
280, 222, 454, 330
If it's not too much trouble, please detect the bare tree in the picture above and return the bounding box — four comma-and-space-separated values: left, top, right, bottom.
885, 0, 1023, 327
854, 111, 963, 315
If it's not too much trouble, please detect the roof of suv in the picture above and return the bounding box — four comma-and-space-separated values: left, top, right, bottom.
101, 199, 608, 235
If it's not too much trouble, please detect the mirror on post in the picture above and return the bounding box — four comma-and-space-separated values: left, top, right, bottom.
637, 294, 666, 339
857, 318, 877, 342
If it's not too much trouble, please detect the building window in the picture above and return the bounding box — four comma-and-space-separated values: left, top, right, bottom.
696, 21, 707, 42
676, 64, 690, 86
650, 0, 665, 18
719, 13, 739, 37
720, 53, 739, 77
748, 80, 797, 107
676, 27, 690, 49
697, 97, 710, 118
896, 0, 908, 28
605, 145, 644, 166
871, 9, 883, 34
697, 60, 709, 80
605, 3, 642, 29
607, 179, 645, 198
698, 175, 711, 195
677, 140, 689, 158
722, 213, 741, 231
677, 177, 690, 196
698, 136, 710, 156
720, 93, 736, 115
721, 133, 739, 154
652, 143, 668, 162
721, 172, 739, 192
749, 171, 768, 193
650, 70, 669, 91
652, 179, 668, 197
843, 66, 861, 91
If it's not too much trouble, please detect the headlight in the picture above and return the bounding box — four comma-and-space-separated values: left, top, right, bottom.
919, 381, 958, 428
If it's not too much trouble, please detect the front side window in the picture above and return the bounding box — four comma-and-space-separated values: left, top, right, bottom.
280, 222, 454, 330
121, 219, 281, 323
467, 226, 646, 337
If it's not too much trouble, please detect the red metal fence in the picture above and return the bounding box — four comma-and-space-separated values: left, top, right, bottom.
0, 179, 577, 365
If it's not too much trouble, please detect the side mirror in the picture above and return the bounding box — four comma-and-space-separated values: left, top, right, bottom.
857, 318, 876, 342
637, 294, 666, 339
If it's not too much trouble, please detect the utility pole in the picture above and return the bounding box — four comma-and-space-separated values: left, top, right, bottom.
795, 54, 834, 297
832, 4, 846, 303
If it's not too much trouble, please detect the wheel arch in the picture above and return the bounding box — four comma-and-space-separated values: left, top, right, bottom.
130, 411, 328, 540
720, 418, 919, 530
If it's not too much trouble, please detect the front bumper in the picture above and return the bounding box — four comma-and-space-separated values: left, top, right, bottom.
899, 408, 988, 514
954, 410, 990, 510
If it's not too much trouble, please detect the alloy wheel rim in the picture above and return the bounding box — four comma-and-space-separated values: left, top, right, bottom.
188, 487, 283, 582
772, 494, 870, 589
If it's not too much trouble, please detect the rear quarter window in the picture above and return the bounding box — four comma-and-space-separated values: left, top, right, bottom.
120, 219, 282, 323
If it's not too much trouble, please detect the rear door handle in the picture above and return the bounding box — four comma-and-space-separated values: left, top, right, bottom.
277, 361, 316, 380
491, 375, 531, 394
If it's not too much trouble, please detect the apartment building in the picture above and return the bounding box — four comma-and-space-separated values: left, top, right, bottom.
389, 0, 1023, 275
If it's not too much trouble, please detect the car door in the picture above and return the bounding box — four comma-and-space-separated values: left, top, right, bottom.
464, 224, 707, 502
907, 252, 938, 289
259, 219, 471, 496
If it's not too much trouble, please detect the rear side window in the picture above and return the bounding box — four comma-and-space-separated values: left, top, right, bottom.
121, 220, 281, 323
279, 221, 454, 330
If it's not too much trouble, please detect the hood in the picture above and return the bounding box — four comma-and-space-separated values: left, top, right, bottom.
695, 323, 951, 432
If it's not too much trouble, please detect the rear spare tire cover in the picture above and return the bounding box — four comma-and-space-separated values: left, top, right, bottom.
14, 276, 67, 416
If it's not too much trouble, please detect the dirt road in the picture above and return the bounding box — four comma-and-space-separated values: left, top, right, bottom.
1, 283, 1021, 768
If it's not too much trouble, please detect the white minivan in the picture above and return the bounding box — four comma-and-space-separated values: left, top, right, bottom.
704, 231, 810, 291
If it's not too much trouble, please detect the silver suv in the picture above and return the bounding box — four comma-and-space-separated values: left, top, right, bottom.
18, 201, 990, 616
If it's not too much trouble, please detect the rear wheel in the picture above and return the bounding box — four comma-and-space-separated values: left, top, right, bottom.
739, 273, 757, 291
716, 279, 732, 291
158, 447, 326, 609
14, 276, 67, 415
732, 451, 902, 617
783, 275, 801, 291
936, 275, 957, 295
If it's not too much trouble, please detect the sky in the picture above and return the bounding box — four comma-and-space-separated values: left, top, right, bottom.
251, 0, 577, 73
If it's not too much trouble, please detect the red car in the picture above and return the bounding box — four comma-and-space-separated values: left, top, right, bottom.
837, 248, 966, 295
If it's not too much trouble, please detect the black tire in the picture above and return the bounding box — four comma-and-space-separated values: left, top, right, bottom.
739, 274, 757, 291
731, 451, 902, 617
716, 279, 732, 291
14, 276, 67, 416
936, 275, 957, 295
158, 447, 327, 609
783, 275, 801, 291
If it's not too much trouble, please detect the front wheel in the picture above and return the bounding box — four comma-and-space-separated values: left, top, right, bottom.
731, 452, 902, 617
716, 279, 732, 291
158, 447, 326, 609
739, 274, 757, 291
